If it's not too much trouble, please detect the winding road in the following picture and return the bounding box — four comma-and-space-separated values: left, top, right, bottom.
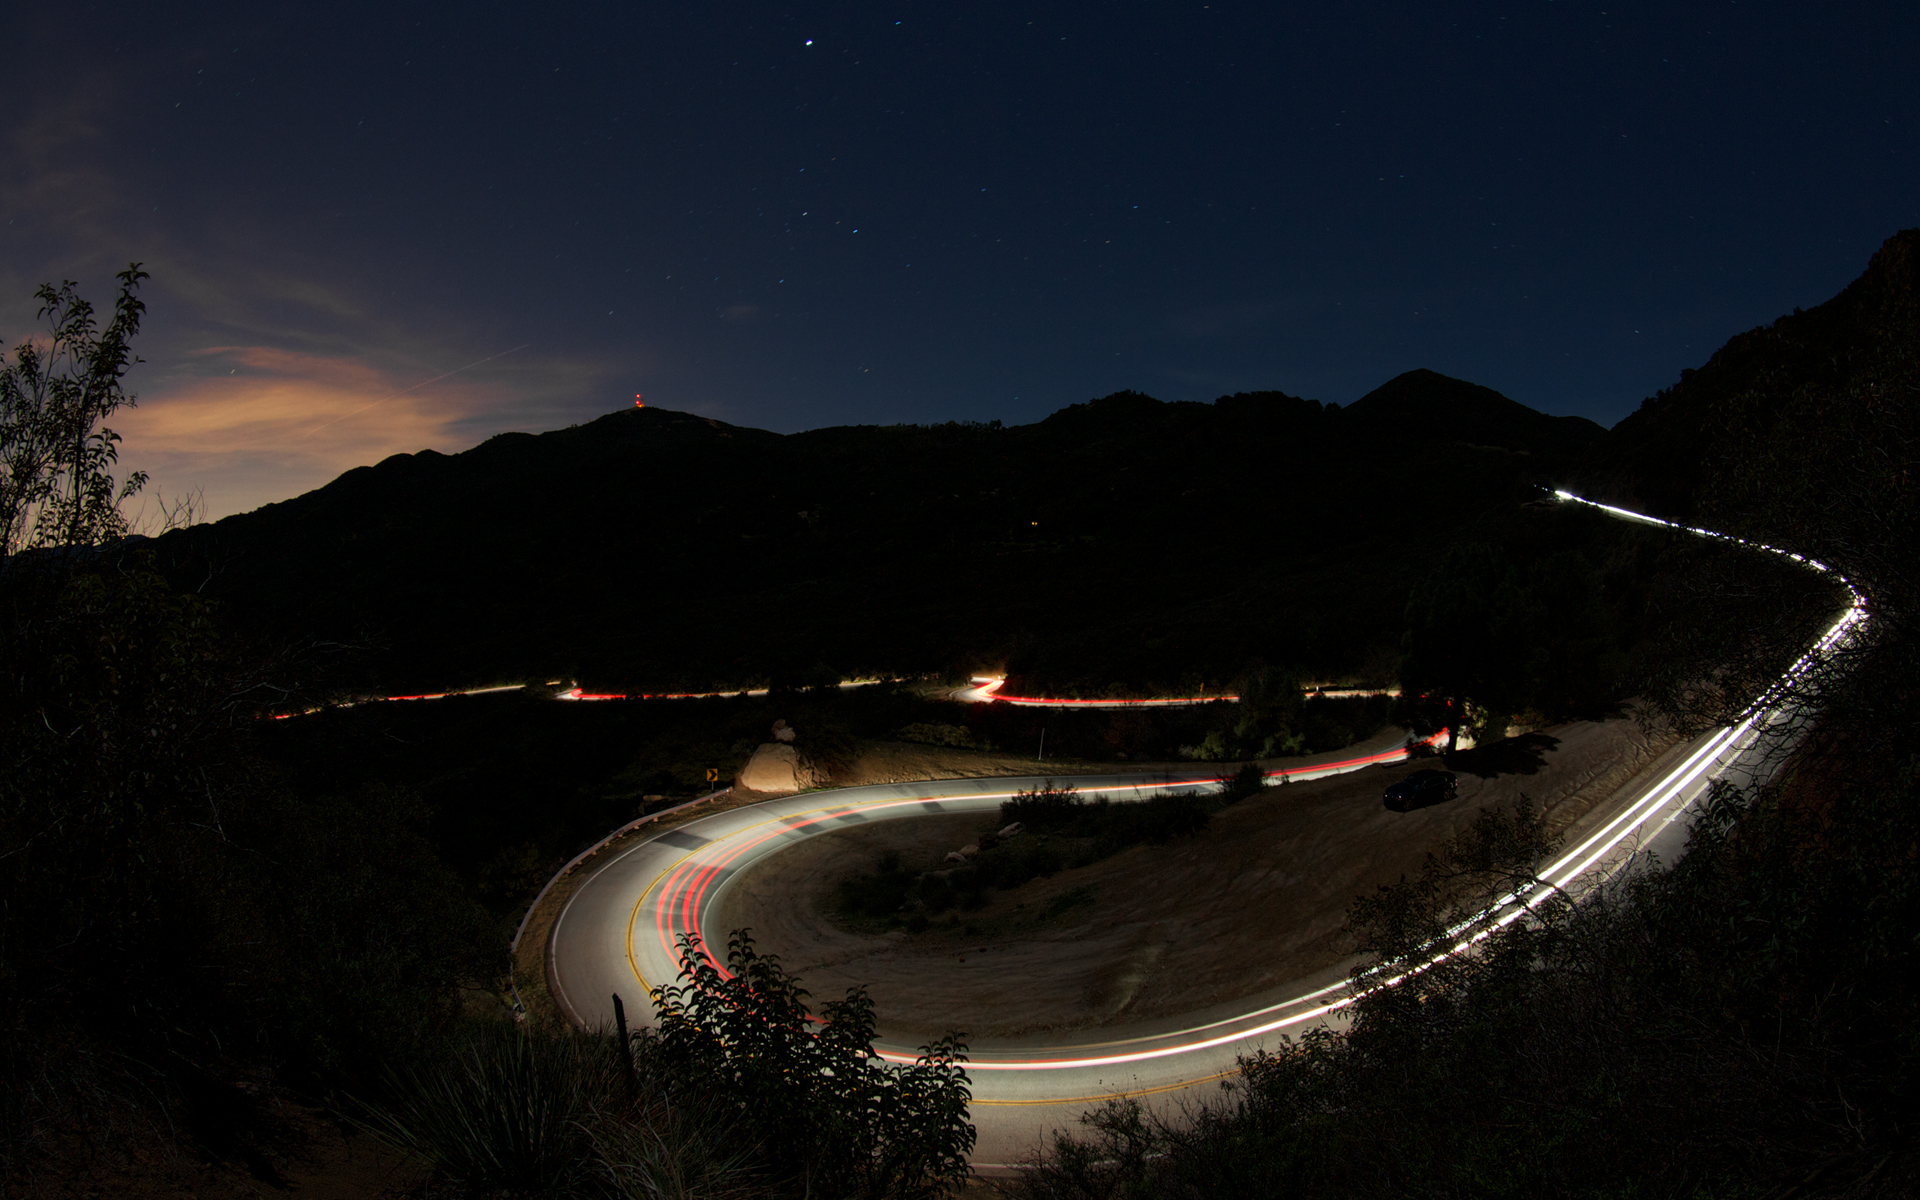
545, 492, 1866, 1167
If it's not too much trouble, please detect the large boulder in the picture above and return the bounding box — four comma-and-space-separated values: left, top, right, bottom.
736, 743, 824, 794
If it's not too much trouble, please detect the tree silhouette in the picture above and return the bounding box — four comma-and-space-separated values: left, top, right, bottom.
0, 264, 149, 566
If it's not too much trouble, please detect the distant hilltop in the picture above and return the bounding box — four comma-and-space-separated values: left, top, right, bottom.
1345, 368, 1605, 458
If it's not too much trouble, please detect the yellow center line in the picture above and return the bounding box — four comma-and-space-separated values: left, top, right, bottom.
620, 793, 1014, 997
602, 790, 1247, 1087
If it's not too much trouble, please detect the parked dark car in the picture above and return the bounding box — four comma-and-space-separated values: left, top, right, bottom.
1383, 768, 1458, 812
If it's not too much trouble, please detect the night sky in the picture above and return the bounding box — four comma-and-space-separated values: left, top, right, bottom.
4, 2, 1914, 519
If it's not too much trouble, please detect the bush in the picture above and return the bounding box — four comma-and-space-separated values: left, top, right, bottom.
361, 1024, 624, 1196
367, 930, 976, 1199
999, 785, 1213, 849
361, 1022, 755, 1200
1014, 648, 1920, 1198
1126, 791, 1213, 844
1216, 761, 1267, 804
834, 781, 1247, 935
998, 781, 1084, 832
973, 835, 1066, 889
644, 930, 974, 1199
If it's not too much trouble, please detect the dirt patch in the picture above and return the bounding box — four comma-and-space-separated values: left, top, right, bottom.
714, 716, 1676, 1042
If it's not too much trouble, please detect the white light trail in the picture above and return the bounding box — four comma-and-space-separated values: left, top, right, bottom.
882, 490, 1870, 1070
556, 488, 1869, 1110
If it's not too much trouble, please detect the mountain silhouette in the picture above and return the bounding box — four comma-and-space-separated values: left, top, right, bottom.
1347, 369, 1605, 456
1579, 228, 1919, 519
154, 217, 1919, 700
156, 380, 1594, 695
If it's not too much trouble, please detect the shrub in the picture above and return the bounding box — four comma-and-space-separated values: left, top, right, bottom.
1216, 761, 1267, 804
998, 781, 1084, 832
998, 782, 1214, 857
367, 931, 975, 1199
360, 1024, 623, 1196
361, 1023, 754, 1200
644, 930, 974, 1199
973, 836, 1066, 889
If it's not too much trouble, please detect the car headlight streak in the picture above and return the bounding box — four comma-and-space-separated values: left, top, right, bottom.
595, 490, 1868, 1083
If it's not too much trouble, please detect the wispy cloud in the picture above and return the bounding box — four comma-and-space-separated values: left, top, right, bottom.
114, 345, 541, 519
1, 49, 647, 522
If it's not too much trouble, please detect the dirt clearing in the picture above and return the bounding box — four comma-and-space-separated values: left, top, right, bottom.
714, 715, 1676, 1042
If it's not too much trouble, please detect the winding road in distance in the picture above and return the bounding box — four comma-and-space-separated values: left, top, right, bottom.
545, 492, 1867, 1167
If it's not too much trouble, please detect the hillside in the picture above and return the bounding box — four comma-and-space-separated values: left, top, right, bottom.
1577, 228, 1919, 520
16, 238, 1919, 1200
159, 217, 1920, 702
154, 372, 1599, 695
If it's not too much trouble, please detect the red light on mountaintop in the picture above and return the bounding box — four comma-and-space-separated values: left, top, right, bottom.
635, 394, 645, 408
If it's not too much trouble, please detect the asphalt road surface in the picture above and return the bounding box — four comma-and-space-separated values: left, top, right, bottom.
546, 492, 1866, 1167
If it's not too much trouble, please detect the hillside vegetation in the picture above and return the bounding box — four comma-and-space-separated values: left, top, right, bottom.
1016, 230, 1920, 1198
153, 370, 1602, 697
2, 229, 1913, 1196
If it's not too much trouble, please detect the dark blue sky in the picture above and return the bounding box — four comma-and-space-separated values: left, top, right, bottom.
4, 1, 1914, 516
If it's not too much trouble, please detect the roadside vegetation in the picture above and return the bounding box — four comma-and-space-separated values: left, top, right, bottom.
247, 683, 1400, 937
901, 687, 1398, 762
1, 269, 506, 1190
834, 767, 1267, 933
365, 931, 972, 1199
5, 235, 1912, 1196
1013, 641, 1920, 1196
1012, 237, 1920, 1198
149, 373, 1613, 698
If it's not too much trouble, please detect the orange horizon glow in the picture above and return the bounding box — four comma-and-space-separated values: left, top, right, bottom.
112, 345, 534, 521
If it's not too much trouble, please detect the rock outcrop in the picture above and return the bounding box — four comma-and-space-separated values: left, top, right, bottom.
736, 742, 825, 794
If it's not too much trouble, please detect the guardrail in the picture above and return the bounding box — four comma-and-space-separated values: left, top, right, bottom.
510, 785, 735, 954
